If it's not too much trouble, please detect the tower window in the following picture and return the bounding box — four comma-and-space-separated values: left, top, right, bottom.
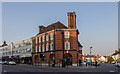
65, 32, 69, 38
65, 41, 70, 50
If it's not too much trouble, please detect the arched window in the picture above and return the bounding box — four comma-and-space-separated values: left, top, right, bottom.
39, 45, 41, 52
39, 37, 41, 42
42, 36, 45, 42
42, 44, 45, 52
36, 46, 37, 52
65, 41, 70, 50
50, 43, 53, 50
46, 43, 49, 51
46, 35, 49, 41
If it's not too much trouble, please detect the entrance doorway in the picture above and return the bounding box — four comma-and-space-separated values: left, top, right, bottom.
64, 53, 72, 65
49, 54, 55, 66
35, 55, 39, 64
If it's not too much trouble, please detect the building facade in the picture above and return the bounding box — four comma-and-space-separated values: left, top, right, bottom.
0, 44, 11, 61
82, 54, 109, 63
82, 54, 100, 63
100, 56, 108, 63
32, 12, 83, 66
0, 38, 32, 64
112, 49, 120, 61
11, 38, 32, 64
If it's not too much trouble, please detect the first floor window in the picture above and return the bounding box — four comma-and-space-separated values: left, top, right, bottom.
36, 38, 38, 43
39, 45, 41, 52
46, 43, 49, 51
50, 43, 53, 50
65, 41, 70, 50
42, 44, 45, 52
36, 46, 37, 52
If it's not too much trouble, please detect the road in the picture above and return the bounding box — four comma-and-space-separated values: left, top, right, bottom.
2, 63, 120, 72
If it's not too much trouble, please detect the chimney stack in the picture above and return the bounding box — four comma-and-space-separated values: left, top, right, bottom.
67, 11, 76, 29
2, 41, 7, 47
115, 50, 118, 53
39, 25, 45, 33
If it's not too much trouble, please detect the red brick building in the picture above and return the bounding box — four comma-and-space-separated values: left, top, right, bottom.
0, 41, 7, 47
32, 12, 83, 66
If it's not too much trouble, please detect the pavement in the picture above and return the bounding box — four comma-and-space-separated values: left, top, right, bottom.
2, 63, 120, 72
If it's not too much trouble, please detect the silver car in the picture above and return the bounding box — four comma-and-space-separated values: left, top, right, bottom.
8, 61, 16, 65
0, 61, 3, 64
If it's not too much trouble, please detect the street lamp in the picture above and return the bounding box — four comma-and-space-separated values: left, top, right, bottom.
11, 42, 14, 61
90, 47, 92, 66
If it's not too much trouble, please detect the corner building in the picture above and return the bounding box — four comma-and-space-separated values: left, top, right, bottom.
32, 12, 83, 66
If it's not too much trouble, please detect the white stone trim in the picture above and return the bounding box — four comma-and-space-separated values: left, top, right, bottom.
41, 64, 48, 66
33, 29, 78, 38
72, 64, 77, 66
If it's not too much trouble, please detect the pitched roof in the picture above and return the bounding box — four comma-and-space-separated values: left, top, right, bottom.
78, 41, 83, 47
37, 21, 67, 35
112, 51, 120, 56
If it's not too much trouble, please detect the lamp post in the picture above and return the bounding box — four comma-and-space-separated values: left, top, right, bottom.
11, 42, 14, 61
90, 47, 92, 66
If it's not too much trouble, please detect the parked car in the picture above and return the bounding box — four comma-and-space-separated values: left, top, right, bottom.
8, 61, 16, 65
0, 61, 4, 64
111, 61, 116, 64
115, 61, 120, 67
3, 61, 9, 65
92, 62, 100, 66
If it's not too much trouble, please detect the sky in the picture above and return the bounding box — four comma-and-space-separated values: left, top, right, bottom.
2, 2, 118, 56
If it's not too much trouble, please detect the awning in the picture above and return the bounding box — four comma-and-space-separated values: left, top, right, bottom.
2, 56, 9, 59
9, 56, 14, 59
9, 55, 20, 58
20, 54, 32, 58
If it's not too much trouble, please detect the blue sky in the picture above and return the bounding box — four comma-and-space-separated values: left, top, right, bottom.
2, 2, 118, 56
